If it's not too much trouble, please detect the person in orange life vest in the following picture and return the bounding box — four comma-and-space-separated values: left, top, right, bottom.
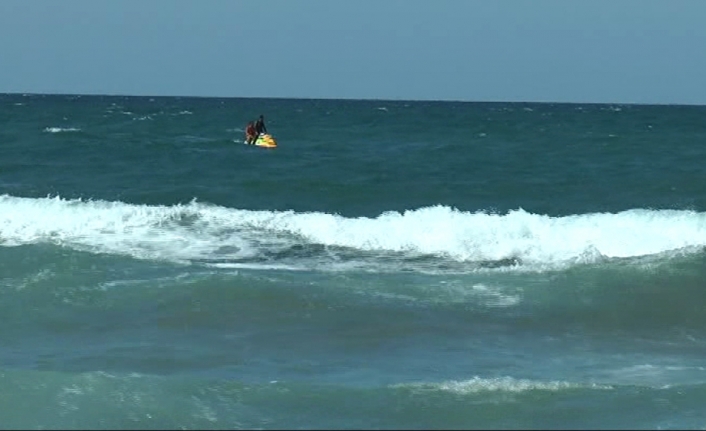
245, 121, 257, 144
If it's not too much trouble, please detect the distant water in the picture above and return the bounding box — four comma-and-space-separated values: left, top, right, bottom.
2, 93, 706, 429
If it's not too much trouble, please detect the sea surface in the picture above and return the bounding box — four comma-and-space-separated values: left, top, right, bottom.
2, 93, 706, 429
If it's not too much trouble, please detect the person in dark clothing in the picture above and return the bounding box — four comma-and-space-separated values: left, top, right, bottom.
254, 115, 267, 135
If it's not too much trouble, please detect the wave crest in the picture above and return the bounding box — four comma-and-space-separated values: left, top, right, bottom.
1, 194, 705, 272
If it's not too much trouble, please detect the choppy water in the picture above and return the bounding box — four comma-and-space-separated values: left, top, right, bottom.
2, 93, 706, 429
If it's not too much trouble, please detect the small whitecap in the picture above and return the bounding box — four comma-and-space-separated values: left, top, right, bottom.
43, 127, 81, 133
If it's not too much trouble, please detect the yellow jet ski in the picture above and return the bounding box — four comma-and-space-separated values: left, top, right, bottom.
246, 133, 277, 148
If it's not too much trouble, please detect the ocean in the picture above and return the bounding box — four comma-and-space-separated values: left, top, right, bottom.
2, 93, 706, 429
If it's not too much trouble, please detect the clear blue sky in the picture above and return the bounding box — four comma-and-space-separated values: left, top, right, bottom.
1, 0, 705, 104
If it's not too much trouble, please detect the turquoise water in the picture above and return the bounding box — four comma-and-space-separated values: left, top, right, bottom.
2, 93, 706, 429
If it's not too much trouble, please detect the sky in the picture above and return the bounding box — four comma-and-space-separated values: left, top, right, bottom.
1, 0, 705, 105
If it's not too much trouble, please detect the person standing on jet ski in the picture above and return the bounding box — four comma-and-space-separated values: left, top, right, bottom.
254, 115, 267, 136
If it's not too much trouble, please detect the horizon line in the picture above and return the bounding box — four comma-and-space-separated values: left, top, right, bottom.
2, 91, 704, 108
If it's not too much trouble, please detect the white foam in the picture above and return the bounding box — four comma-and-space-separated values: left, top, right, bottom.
269, 205, 706, 265
1, 195, 706, 271
43, 127, 81, 133
393, 376, 612, 394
